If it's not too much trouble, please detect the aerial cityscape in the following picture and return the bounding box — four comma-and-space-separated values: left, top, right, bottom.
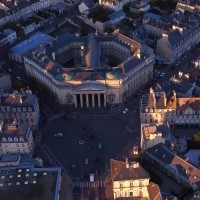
0, 0, 200, 199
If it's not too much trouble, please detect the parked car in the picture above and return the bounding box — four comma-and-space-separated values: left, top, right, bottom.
73, 187, 80, 197
54, 132, 63, 137
16, 76, 22, 80
71, 164, 77, 172
123, 108, 129, 114
86, 145, 92, 152
7, 68, 12, 73
85, 158, 89, 165
90, 174, 94, 182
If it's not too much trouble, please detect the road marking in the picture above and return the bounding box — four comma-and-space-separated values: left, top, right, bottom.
48, 111, 66, 121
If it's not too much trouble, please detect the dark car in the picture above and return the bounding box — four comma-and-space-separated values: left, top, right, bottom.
73, 187, 80, 197
86, 145, 92, 152
90, 134, 97, 142
71, 164, 77, 172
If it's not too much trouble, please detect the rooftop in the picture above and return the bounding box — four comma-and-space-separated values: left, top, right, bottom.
110, 159, 150, 182
0, 166, 61, 200
146, 143, 200, 186
10, 32, 54, 55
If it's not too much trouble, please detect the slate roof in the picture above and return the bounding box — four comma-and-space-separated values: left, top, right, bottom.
0, 93, 36, 110
144, 12, 161, 20
177, 98, 200, 111
146, 143, 200, 186
0, 122, 29, 139
110, 159, 150, 182
108, 10, 125, 21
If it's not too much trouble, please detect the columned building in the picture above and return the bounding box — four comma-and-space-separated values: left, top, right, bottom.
23, 33, 154, 108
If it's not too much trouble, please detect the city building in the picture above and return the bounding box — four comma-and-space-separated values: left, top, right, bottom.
129, 0, 151, 13
20, 19, 36, 35
0, 165, 61, 200
160, 72, 195, 97
176, 0, 200, 13
0, 121, 34, 156
140, 88, 200, 127
156, 20, 200, 64
140, 123, 170, 151
0, 29, 17, 47
0, 71, 12, 93
0, 0, 63, 26
144, 143, 200, 190
0, 90, 40, 130
9, 32, 54, 63
99, 0, 131, 11
23, 32, 154, 107
105, 158, 162, 199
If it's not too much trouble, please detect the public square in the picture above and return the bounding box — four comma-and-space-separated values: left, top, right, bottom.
42, 113, 140, 180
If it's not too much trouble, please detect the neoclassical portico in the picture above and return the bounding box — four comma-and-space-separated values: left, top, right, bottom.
73, 83, 107, 108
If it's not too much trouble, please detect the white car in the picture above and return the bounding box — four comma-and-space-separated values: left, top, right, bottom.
90, 174, 94, 182
123, 108, 129, 114
54, 132, 63, 137
16, 76, 22, 80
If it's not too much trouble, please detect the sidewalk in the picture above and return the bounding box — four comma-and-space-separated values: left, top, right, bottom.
35, 145, 73, 200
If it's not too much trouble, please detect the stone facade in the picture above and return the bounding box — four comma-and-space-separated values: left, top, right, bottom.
140, 88, 200, 127
0, 91, 40, 130
23, 33, 154, 107
0, 122, 34, 156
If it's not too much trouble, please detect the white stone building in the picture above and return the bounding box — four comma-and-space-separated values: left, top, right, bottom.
140, 88, 200, 128
144, 143, 200, 190
23, 33, 154, 107
0, 90, 40, 130
106, 159, 162, 199
99, 0, 131, 11
0, 121, 34, 155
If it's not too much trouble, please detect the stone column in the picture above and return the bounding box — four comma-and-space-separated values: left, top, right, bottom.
104, 94, 106, 107
98, 94, 101, 107
74, 94, 77, 108
86, 94, 89, 107
80, 94, 83, 108
92, 94, 95, 107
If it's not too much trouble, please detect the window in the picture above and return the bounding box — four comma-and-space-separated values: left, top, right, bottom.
130, 182, 133, 187
130, 192, 133, 197
139, 191, 143, 197
108, 93, 115, 102
66, 93, 72, 104
120, 183, 123, 187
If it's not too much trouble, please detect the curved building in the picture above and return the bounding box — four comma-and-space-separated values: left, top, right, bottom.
23, 32, 154, 108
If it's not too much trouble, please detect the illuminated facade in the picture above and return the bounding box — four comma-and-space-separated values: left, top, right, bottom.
23, 33, 154, 107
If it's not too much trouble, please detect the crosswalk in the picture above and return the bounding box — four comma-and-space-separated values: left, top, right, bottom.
73, 181, 108, 188
48, 111, 66, 121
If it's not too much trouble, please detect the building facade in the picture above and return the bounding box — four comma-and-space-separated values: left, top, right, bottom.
140, 88, 200, 127
109, 159, 162, 199
0, 72, 12, 93
23, 33, 154, 107
0, 91, 40, 130
99, 0, 131, 11
144, 143, 200, 190
0, 121, 34, 155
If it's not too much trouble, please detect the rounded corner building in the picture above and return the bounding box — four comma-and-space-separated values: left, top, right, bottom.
23, 32, 155, 108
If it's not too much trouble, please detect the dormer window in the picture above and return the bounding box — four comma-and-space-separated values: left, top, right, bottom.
12, 108, 16, 112
19, 137, 24, 141
14, 137, 18, 141
8, 137, 12, 142
28, 107, 32, 112
2, 137, 7, 142
17, 108, 21, 112
23, 107, 26, 111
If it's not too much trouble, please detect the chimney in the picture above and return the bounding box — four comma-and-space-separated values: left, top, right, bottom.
125, 158, 129, 168
19, 96, 23, 104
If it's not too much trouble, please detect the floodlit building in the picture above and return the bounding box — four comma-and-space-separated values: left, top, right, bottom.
0, 90, 40, 130
105, 158, 162, 199
23, 32, 154, 107
140, 88, 200, 127
0, 121, 34, 155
